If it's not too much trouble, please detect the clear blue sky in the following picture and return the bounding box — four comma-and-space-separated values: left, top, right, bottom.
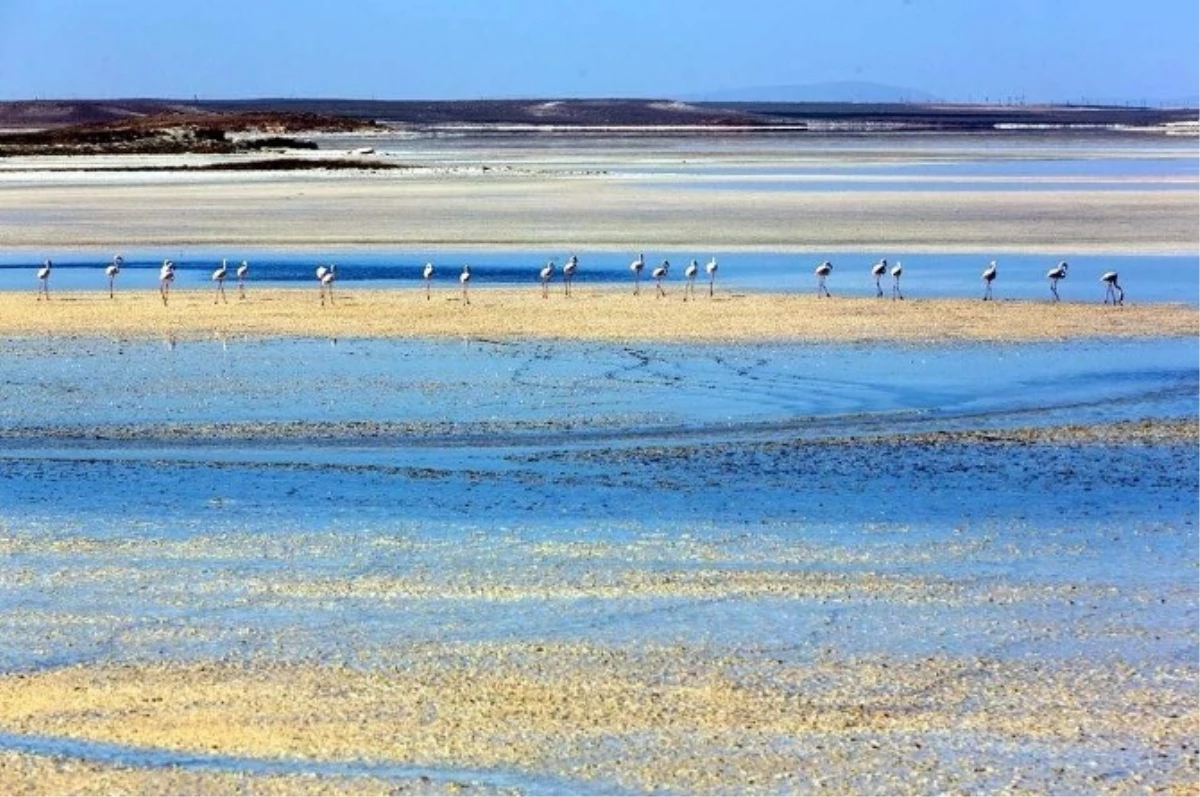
1, 0, 1196, 103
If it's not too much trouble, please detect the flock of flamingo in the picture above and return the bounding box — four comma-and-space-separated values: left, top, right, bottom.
31, 254, 1126, 306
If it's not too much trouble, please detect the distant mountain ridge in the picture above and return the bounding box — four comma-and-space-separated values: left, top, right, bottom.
687, 81, 942, 103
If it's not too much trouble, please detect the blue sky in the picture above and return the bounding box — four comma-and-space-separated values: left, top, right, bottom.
0, 0, 1196, 103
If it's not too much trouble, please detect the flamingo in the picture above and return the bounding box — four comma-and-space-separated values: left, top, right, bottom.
212, 259, 229, 304
159, 260, 175, 306
815, 260, 833, 298
106, 255, 123, 299
539, 259, 555, 299
1100, 271, 1124, 305
460, 265, 472, 304
872, 258, 888, 298
630, 252, 645, 295
422, 262, 435, 300
317, 264, 337, 306
891, 261, 904, 301
236, 260, 249, 299
562, 255, 578, 296
652, 259, 670, 298
705, 257, 718, 297
684, 259, 699, 301
1047, 261, 1068, 302
36, 259, 51, 300
982, 260, 997, 301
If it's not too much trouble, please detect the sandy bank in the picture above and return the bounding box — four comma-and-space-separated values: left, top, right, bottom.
0, 647, 1193, 795
0, 170, 1196, 254
0, 288, 1193, 343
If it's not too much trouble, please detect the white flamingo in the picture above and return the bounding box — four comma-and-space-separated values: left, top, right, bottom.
317, 264, 337, 306
212, 259, 229, 304
1100, 270, 1124, 305
106, 255, 123, 299
539, 259, 555, 299
1047, 261, 1068, 302
36, 259, 51, 300
872, 258, 888, 298
815, 260, 833, 298
563, 255, 578, 297
982, 260, 997, 301
891, 261, 904, 301
652, 259, 670, 298
460, 265, 472, 304
236, 260, 249, 299
705, 257, 718, 297
630, 252, 645, 295
684, 259, 699, 301
159, 260, 175, 306
422, 262, 435, 300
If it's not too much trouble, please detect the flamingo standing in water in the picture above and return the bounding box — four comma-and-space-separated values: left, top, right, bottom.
563, 255, 578, 297
872, 258, 888, 297
212, 259, 229, 304
539, 260, 555, 298
705, 257, 718, 297
106, 255, 123, 298
159, 260, 175, 306
815, 261, 833, 298
630, 252, 645, 295
1100, 270, 1124, 305
317, 264, 337, 306
652, 259, 670, 297
422, 262, 435, 300
982, 260, 997, 301
36, 259, 51, 300
236, 261, 249, 299
891, 261, 904, 300
460, 265, 472, 304
683, 259, 699, 300
1047, 261, 1069, 302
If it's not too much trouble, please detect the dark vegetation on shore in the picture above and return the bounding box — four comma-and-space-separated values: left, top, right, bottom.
2, 98, 1195, 132
0, 110, 379, 157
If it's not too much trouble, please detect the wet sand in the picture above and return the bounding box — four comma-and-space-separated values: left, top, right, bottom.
0, 647, 1194, 795
0, 288, 1194, 342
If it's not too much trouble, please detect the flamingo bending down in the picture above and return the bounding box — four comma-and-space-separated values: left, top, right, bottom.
159, 260, 175, 306
705, 257, 718, 297
630, 252, 645, 295
1100, 271, 1124, 305
422, 262, 435, 300
982, 260, 997, 301
815, 261, 833, 298
684, 259, 699, 300
460, 265, 472, 304
563, 255, 578, 296
106, 255, 123, 299
539, 260, 555, 299
317, 264, 337, 306
652, 259, 670, 298
871, 258, 889, 298
236, 261, 249, 299
891, 262, 904, 300
212, 259, 229, 304
1047, 261, 1069, 302
36, 259, 51, 300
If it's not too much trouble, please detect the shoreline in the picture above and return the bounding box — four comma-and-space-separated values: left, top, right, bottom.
0, 288, 1194, 343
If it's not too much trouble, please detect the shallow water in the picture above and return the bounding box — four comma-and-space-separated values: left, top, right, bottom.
0, 336, 1195, 672
1, 251, 1197, 303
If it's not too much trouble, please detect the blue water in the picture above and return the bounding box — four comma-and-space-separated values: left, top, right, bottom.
2, 252, 1196, 303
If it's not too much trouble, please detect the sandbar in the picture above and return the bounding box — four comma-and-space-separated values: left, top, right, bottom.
0, 288, 1193, 343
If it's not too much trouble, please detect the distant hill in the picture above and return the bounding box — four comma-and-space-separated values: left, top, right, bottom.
688, 81, 941, 104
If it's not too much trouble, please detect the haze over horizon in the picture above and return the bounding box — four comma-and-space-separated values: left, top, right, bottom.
1, 0, 1196, 106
